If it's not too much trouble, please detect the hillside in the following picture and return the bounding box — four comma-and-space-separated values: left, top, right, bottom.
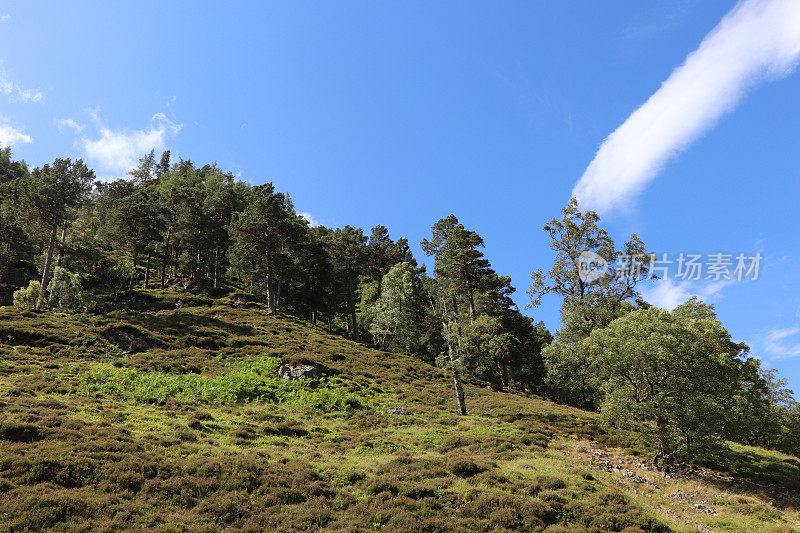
0, 290, 798, 532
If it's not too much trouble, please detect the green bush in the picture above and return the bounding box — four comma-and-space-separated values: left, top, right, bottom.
13, 269, 88, 313
13, 280, 42, 311
47, 267, 88, 312
100, 255, 135, 295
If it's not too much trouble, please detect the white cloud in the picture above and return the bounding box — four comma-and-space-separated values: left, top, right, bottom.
16, 87, 42, 103
0, 118, 32, 147
82, 113, 182, 178
0, 71, 43, 103
86, 106, 101, 123
764, 327, 800, 359
640, 278, 730, 311
299, 212, 320, 227
56, 118, 85, 133
0, 15, 9, 23
573, 0, 800, 212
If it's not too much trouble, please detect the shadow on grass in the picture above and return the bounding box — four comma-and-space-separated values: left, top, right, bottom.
696, 446, 800, 508
108, 310, 257, 350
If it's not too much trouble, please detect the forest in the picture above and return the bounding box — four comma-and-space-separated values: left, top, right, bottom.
1, 146, 799, 466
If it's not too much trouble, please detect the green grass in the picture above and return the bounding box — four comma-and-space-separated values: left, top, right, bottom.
0, 289, 797, 531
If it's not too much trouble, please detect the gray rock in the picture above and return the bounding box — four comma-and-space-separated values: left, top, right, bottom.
386, 407, 412, 416
278, 363, 320, 380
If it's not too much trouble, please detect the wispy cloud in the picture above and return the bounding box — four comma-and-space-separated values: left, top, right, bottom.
0, 71, 43, 103
0, 15, 10, 23
16, 87, 42, 103
0, 73, 34, 146
56, 118, 86, 133
82, 112, 182, 178
0, 75, 12, 95
764, 327, 800, 359
0, 118, 32, 147
623, 1, 693, 40
640, 278, 731, 311
574, 0, 800, 212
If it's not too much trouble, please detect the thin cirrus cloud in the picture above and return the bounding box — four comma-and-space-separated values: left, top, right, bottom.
82, 112, 183, 179
573, 0, 800, 213
16, 87, 43, 103
56, 118, 86, 133
0, 71, 43, 103
764, 327, 800, 359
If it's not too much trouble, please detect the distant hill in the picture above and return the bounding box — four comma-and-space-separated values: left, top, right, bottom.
0, 290, 798, 532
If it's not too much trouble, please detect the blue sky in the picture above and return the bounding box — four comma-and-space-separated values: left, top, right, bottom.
2, 1, 800, 391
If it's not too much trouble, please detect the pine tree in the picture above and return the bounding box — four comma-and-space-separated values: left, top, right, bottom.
20, 158, 94, 309
230, 183, 306, 313
328, 226, 369, 341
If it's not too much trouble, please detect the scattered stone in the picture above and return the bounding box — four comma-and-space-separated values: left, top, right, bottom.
669, 490, 700, 503
586, 446, 659, 488
386, 407, 412, 415
277, 363, 320, 380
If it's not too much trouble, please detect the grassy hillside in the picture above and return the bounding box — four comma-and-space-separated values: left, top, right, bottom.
0, 290, 798, 532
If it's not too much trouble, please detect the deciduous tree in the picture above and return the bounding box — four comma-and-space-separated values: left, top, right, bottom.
585, 298, 748, 462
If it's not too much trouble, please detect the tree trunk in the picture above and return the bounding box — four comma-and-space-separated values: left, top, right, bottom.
144, 252, 151, 289
129, 249, 139, 290
37, 223, 59, 311
445, 317, 467, 416
452, 369, 467, 416
276, 278, 282, 309
266, 276, 275, 313
265, 251, 276, 314
160, 226, 171, 289
348, 275, 360, 341
48, 222, 69, 307
213, 247, 219, 289
467, 290, 476, 321
654, 416, 670, 469
54, 223, 67, 269
499, 363, 510, 390
195, 235, 204, 290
